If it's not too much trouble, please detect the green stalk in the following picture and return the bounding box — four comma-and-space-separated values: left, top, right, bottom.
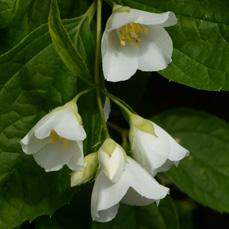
95, 0, 110, 138
72, 87, 95, 102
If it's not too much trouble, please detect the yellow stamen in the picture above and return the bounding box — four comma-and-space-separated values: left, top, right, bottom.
49, 130, 70, 149
50, 130, 58, 144
118, 23, 149, 48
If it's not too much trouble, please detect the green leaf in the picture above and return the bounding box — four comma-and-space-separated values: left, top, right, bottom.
0, 0, 92, 53
92, 197, 180, 229
0, 0, 17, 29
34, 184, 93, 229
0, 12, 100, 229
48, 0, 94, 81
153, 109, 229, 213
111, 0, 229, 91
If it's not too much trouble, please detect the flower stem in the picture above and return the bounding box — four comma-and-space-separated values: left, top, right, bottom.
72, 87, 96, 102
95, 0, 109, 138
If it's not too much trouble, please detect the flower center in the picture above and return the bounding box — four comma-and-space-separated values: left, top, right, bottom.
49, 130, 70, 149
118, 23, 149, 48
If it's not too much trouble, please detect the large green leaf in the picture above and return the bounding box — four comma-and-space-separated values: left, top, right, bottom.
48, 0, 93, 81
110, 0, 229, 91
34, 184, 93, 229
0, 0, 17, 28
153, 109, 229, 213
0, 0, 92, 53
0, 10, 100, 229
92, 197, 180, 229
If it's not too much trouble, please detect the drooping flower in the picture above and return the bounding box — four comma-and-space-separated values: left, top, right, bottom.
102, 5, 177, 82
129, 113, 189, 176
20, 100, 86, 172
91, 138, 169, 222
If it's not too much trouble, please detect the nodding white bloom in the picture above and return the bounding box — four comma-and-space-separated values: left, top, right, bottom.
102, 5, 177, 82
91, 138, 169, 222
129, 114, 189, 176
20, 101, 86, 172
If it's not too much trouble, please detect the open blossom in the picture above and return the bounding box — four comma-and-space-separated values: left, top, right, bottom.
102, 6, 177, 82
20, 101, 86, 172
129, 114, 189, 176
91, 138, 169, 222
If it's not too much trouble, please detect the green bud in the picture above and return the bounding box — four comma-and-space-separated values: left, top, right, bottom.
71, 153, 98, 187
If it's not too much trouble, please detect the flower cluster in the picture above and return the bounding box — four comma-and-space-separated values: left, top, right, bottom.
20, 5, 188, 223
21, 102, 188, 222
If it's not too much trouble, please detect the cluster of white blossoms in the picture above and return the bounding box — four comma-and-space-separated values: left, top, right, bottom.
20, 5, 189, 223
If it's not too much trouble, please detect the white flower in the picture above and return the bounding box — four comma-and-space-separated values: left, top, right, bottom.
102, 6, 177, 82
91, 138, 169, 222
129, 114, 189, 176
98, 138, 125, 183
20, 101, 86, 172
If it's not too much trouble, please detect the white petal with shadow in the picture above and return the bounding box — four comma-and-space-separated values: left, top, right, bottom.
138, 26, 173, 72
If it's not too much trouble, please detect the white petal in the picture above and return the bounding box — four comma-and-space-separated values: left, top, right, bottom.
33, 140, 81, 172
108, 10, 177, 31
131, 10, 177, 27
53, 109, 86, 141
32, 112, 57, 139
154, 160, 174, 174
132, 128, 169, 173
34, 109, 86, 141
91, 172, 128, 222
102, 31, 138, 82
98, 145, 125, 183
138, 26, 173, 72
168, 137, 189, 161
121, 157, 169, 205
93, 205, 119, 223
20, 131, 48, 155
104, 97, 111, 121
66, 141, 84, 170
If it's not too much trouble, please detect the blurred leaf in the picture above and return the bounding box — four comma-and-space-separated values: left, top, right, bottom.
153, 109, 229, 213
111, 0, 229, 91
92, 197, 179, 229
176, 201, 195, 229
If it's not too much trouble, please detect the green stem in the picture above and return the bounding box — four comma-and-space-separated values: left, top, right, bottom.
95, 0, 109, 138
72, 87, 95, 102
